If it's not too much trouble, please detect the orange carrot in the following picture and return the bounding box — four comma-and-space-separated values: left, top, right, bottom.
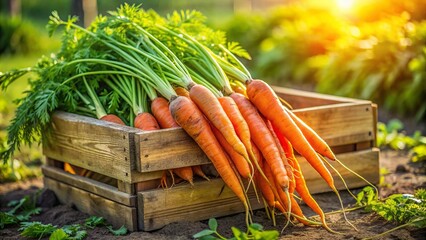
254, 156, 275, 207
265, 120, 296, 194
134, 112, 160, 131
246, 79, 335, 191
192, 165, 209, 181
100, 114, 125, 125
230, 92, 289, 189
151, 97, 179, 129
189, 84, 249, 161
218, 96, 257, 172
151, 96, 194, 185
286, 109, 336, 160
169, 96, 249, 211
211, 124, 251, 179
174, 86, 190, 98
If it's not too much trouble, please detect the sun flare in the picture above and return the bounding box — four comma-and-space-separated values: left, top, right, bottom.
336, 0, 354, 11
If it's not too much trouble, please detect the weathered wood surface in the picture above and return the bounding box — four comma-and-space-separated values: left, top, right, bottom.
272, 86, 371, 108
43, 112, 139, 182
135, 129, 209, 172
138, 178, 261, 231
44, 177, 137, 231
138, 148, 379, 230
42, 165, 135, 206
293, 102, 375, 147
299, 148, 380, 194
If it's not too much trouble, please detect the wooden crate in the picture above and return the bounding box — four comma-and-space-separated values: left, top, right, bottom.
42, 87, 380, 231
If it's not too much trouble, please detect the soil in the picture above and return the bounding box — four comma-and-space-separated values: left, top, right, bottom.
1, 150, 425, 240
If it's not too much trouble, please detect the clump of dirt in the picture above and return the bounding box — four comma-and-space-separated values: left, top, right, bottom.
0, 150, 425, 239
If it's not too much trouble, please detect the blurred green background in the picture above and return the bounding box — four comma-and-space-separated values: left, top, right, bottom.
0, 0, 425, 182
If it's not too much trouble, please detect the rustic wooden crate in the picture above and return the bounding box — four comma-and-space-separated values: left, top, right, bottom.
42, 87, 380, 231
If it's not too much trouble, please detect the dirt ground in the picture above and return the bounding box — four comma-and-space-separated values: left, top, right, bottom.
1, 150, 425, 240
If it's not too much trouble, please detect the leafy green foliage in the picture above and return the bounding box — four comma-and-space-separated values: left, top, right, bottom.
84, 216, 106, 229
193, 218, 279, 240
357, 187, 426, 230
377, 119, 426, 162
19, 221, 57, 238
106, 225, 128, 236
0, 194, 41, 229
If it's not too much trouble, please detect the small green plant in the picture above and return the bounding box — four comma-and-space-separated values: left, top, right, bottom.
193, 218, 279, 240
377, 119, 426, 162
0, 194, 41, 229
1, 195, 127, 239
357, 186, 426, 239
19, 222, 57, 238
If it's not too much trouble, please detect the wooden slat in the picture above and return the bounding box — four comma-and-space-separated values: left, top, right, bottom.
138, 178, 262, 231
299, 148, 380, 194
293, 102, 375, 146
272, 86, 370, 109
136, 128, 210, 172
372, 103, 378, 147
117, 180, 135, 195
42, 166, 135, 207
43, 112, 139, 183
44, 177, 137, 231
138, 148, 379, 230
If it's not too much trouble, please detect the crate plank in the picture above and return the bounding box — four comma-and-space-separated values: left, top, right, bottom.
272, 86, 371, 109
138, 148, 379, 230
136, 129, 210, 172
138, 178, 262, 231
43, 112, 140, 182
42, 166, 135, 206
299, 148, 380, 194
44, 177, 137, 231
293, 102, 375, 146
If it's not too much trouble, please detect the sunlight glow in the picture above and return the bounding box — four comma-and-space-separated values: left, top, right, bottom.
336, 0, 354, 11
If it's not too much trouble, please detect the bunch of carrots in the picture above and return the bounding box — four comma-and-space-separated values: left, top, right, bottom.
0, 4, 376, 233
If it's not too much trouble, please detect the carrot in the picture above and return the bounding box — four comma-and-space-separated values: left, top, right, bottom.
211, 124, 251, 179
286, 109, 336, 160
169, 95, 250, 220
100, 114, 125, 125
254, 156, 275, 207
288, 152, 332, 231
174, 86, 190, 98
151, 96, 194, 186
192, 165, 209, 181
265, 120, 296, 194
230, 92, 289, 189
134, 112, 160, 131
151, 97, 179, 129
246, 79, 336, 191
218, 96, 256, 171
189, 84, 249, 161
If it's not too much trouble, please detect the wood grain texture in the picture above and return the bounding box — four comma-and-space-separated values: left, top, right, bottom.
272, 85, 371, 109
42, 165, 135, 206
299, 148, 380, 194
44, 177, 137, 231
293, 103, 375, 147
138, 178, 262, 231
137, 148, 379, 230
135, 128, 210, 172
43, 112, 139, 182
